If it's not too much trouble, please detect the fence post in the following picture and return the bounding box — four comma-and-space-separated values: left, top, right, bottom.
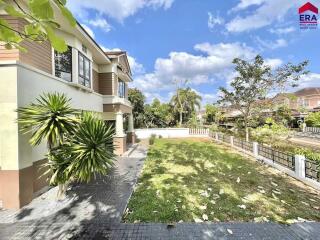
253, 142, 259, 158
230, 136, 234, 146
215, 132, 219, 141
295, 155, 306, 178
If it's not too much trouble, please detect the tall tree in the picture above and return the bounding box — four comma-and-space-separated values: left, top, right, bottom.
128, 88, 145, 128
0, 0, 76, 52
171, 87, 202, 125
219, 55, 308, 141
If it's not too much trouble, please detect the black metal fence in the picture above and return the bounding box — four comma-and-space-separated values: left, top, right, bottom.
222, 134, 230, 143
305, 158, 320, 182
233, 138, 253, 153
258, 145, 295, 171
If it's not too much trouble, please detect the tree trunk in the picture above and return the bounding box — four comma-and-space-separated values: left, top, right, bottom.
57, 183, 68, 199
245, 127, 249, 142
179, 111, 183, 126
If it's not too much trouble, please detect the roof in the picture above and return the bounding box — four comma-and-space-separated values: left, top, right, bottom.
294, 87, 320, 96
299, 2, 318, 14
104, 51, 127, 57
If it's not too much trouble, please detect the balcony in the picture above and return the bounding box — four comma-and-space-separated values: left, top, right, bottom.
103, 95, 132, 107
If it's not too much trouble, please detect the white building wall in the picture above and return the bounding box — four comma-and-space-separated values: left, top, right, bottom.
0, 63, 106, 170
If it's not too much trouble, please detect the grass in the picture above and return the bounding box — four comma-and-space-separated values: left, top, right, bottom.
124, 138, 320, 223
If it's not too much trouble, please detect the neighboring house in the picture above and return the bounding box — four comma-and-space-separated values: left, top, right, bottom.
0, 5, 135, 209
273, 87, 320, 118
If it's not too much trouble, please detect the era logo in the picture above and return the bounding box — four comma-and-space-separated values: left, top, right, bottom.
299, 2, 318, 29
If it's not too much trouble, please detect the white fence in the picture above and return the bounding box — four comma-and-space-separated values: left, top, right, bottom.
305, 127, 320, 134
211, 132, 320, 191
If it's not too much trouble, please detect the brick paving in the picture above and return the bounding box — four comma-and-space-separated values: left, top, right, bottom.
0, 144, 320, 239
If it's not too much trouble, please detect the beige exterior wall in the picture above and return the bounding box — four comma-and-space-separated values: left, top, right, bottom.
0, 66, 19, 170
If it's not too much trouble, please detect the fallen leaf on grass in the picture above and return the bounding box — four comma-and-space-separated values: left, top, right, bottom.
237, 204, 246, 209
199, 205, 207, 210
202, 214, 208, 221
236, 177, 240, 183
219, 189, 225, 195
227, 229, 233, 234
271, 182, 278, 187
194, 218, 203, 223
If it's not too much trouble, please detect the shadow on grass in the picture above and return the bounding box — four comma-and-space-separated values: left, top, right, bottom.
124, 139, 320, 223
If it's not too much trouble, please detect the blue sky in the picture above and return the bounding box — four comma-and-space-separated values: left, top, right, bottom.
67, 0, 320, 106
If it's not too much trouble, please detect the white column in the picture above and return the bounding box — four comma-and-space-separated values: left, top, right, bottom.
72, 48, 79, 83
295, 155, 306, 178
253, 142, 259, 158
230, 136, 234, 146
115, 111, 125, 137
128, 114, 134, 132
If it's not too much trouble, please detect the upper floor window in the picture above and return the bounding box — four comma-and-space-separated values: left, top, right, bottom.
78, 52, 91, 88
118, 80, 125, 98
55, 46, 72, 82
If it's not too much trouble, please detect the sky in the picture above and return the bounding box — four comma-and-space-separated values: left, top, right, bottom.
67, 0, 320, 106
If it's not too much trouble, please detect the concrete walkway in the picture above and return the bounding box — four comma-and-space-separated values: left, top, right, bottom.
0, 144, 320, 239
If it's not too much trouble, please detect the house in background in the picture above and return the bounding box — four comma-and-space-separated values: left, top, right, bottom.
0, 2, 135, 209
273, 87, 320, 119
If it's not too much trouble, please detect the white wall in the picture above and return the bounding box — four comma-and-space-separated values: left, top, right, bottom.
135, 128, 190, 139
16, 64, 104, 169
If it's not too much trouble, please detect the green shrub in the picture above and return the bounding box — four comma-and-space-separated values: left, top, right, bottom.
149, 134, 157, 145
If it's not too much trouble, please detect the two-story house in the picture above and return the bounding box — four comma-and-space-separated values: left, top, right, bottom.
273, 88, 320, 116
0, 4, 135, 209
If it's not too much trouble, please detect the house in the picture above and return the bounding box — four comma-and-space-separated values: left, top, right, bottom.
273, 87, 320, 118
0, 4, 135, 209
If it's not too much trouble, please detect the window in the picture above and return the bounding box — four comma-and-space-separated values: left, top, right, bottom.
118, 80, 126, 98
78, 52, 91, 88
55, 46, 72, 82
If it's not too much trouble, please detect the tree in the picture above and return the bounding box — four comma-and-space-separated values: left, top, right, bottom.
205, 103, 225, 125
0, 0, 76, 52
305, 112, 320, 127
171, 87, 202, 125
144, 98, 174, 127
219, 55, 308, 141
17, 93, 115, 197
274, 105, 293, 127
128, 88, 145, 128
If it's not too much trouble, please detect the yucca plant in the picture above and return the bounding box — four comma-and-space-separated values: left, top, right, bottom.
68, 112, 115, 182
17, 93, 116, 198
17, 92, 78, 149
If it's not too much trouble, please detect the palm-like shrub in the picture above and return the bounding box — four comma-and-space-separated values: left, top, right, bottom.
17, 93, 116, 197
17, 93, 77, 148
66, 112, 115, 182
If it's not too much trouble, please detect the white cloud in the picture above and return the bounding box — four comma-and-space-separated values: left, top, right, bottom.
269, 27, 295, 35
226, 0, 305, 32
88, 18, 112, 32
255, 37, 288, 50
67, 0, 175, 22
127, 55, 145, 75
208, 12, 224, 30
299, 73, 320, 88
230, 0, 265, 12
81, 24, 95, 38
264, 58, 283, 69
132, 42, 259, 97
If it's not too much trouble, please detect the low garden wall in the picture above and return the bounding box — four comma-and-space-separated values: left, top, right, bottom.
135, 128, 190, 139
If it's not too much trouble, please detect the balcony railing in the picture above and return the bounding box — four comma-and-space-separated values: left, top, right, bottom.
103, 95, 132, 107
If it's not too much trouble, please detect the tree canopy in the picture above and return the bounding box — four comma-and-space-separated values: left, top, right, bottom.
0, 0, 76, 52
219, 55, 308, 141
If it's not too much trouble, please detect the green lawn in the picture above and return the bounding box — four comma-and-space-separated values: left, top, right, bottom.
124, 138, 320, 223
